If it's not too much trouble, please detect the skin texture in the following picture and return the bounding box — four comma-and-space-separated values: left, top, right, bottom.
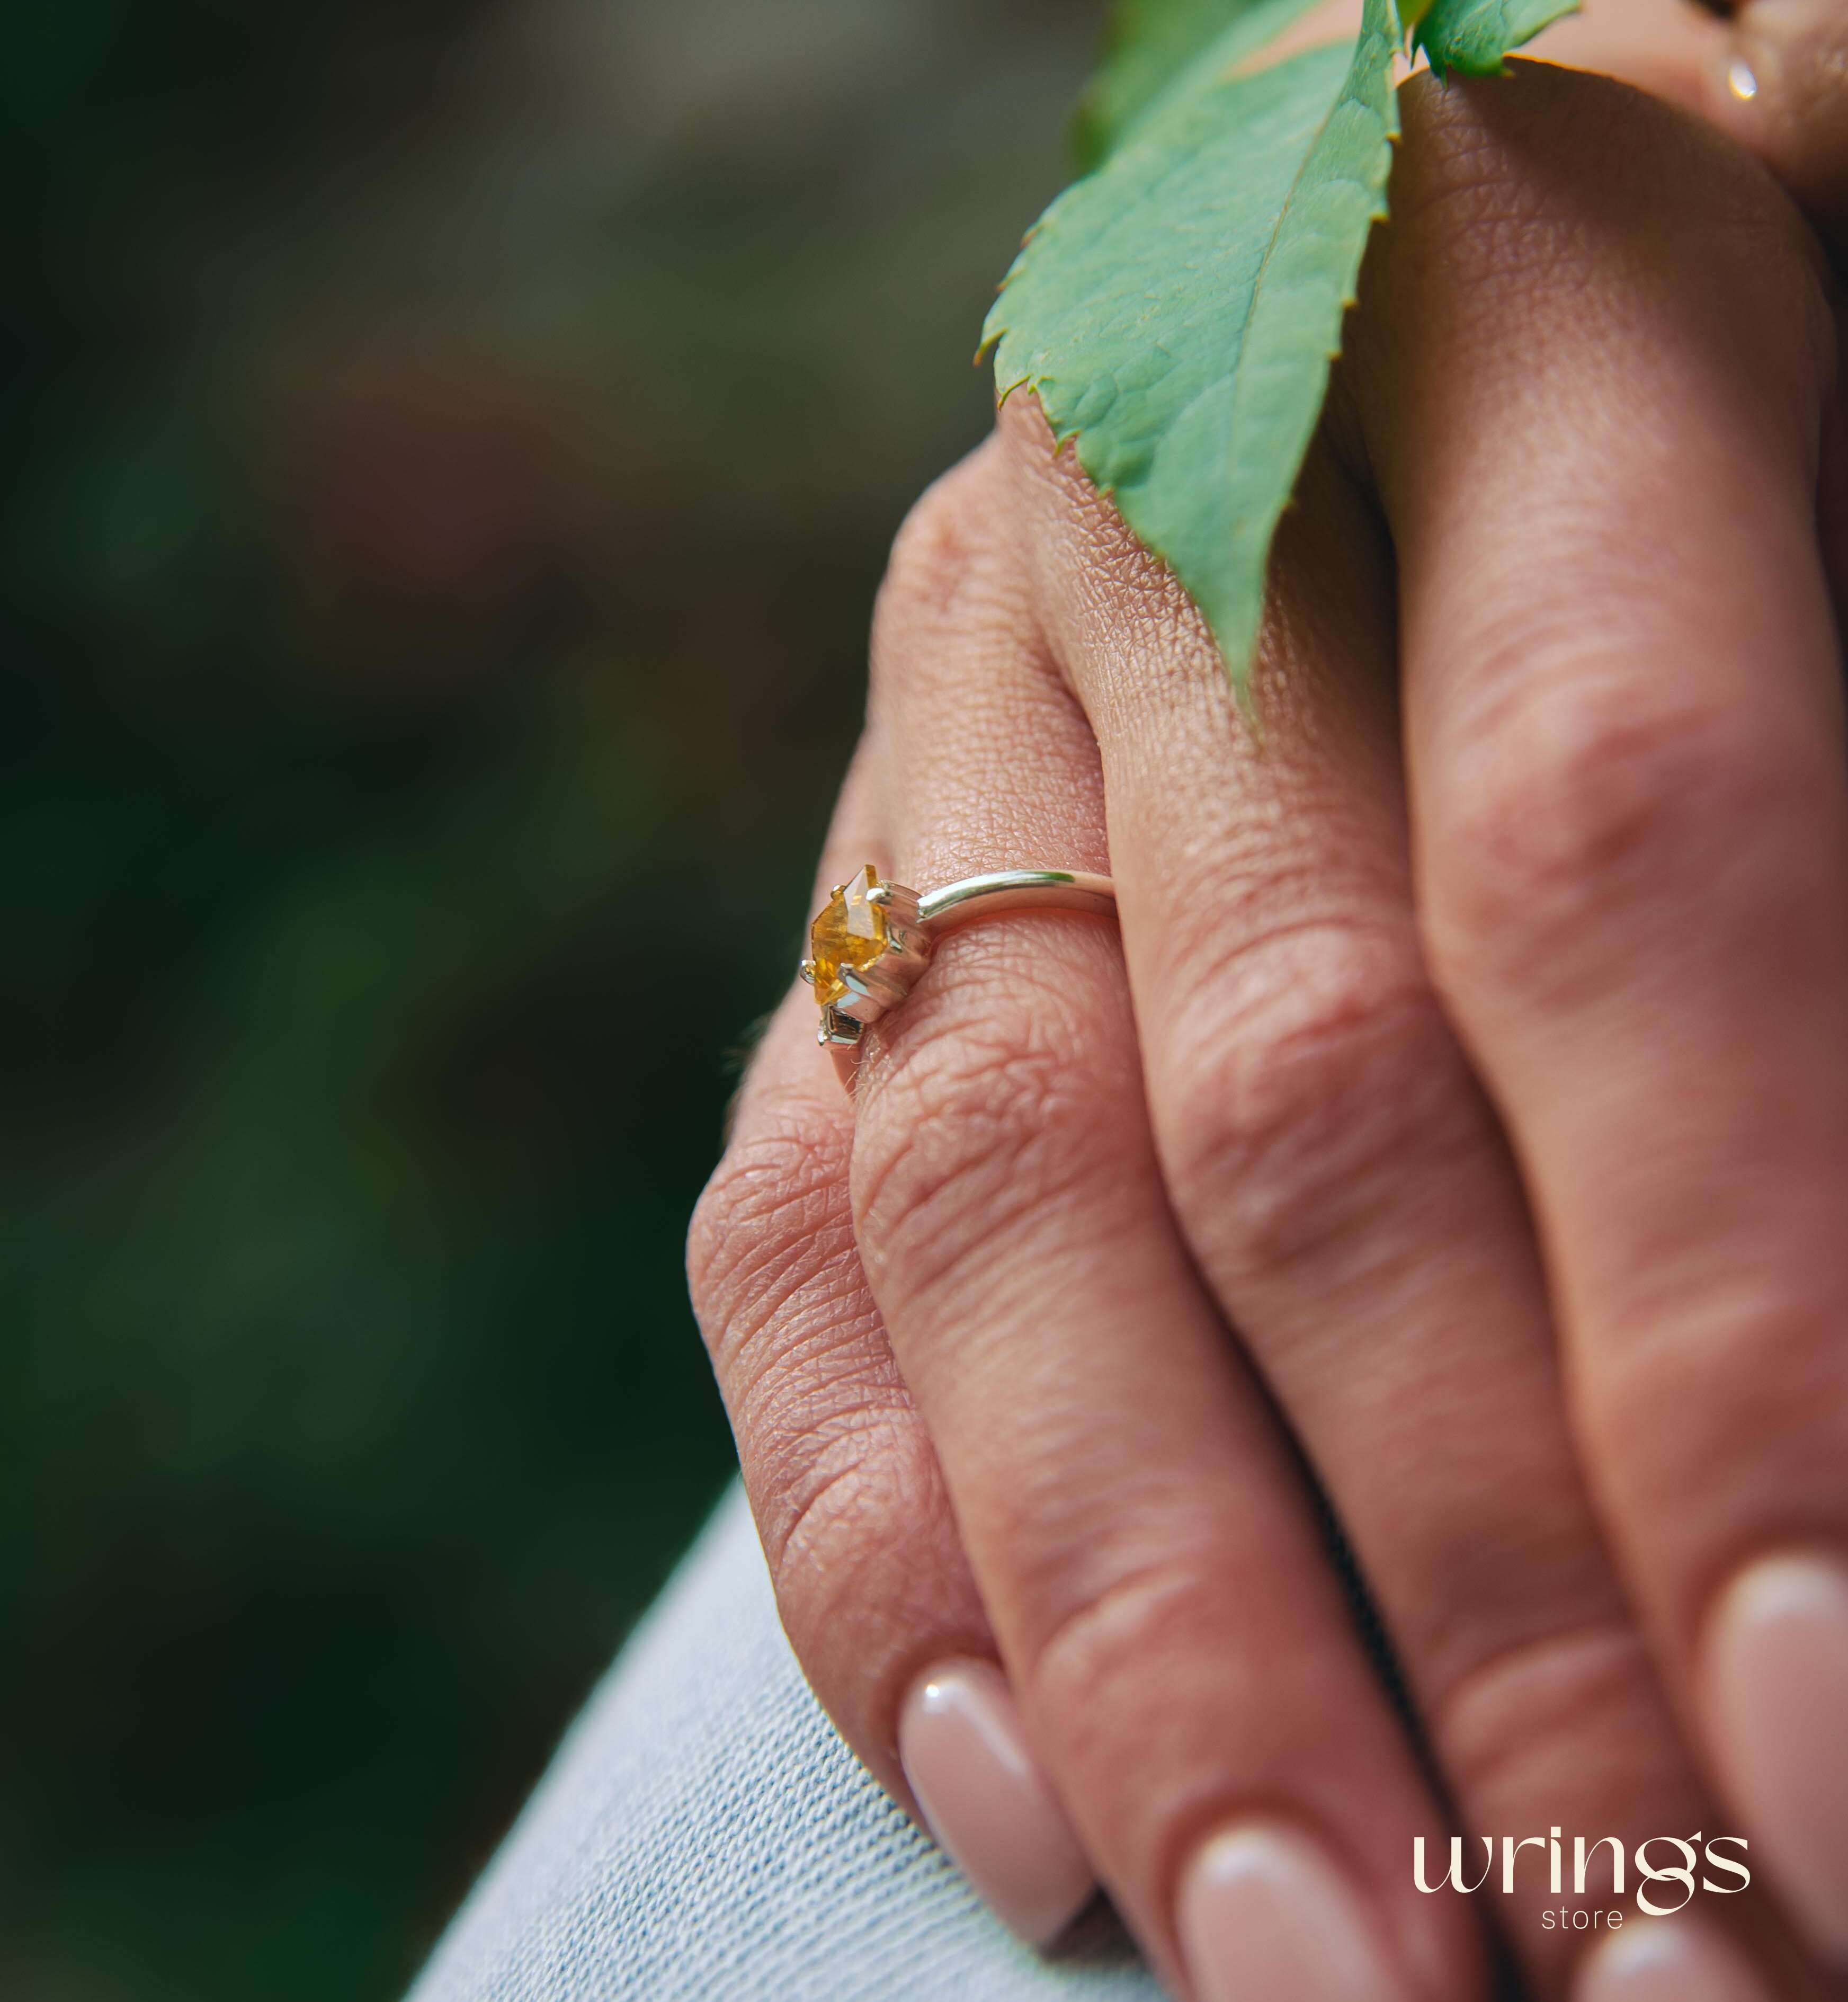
688, 26, 1848, 2002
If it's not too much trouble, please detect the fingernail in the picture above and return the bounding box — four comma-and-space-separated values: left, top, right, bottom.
897, 1658, 1095, 1945
1716, 1, 1824, 111
1702, 1551, 1848, 1964
1574, 1918, 1770, 2002
1718, 47, 1768, 107
1178, 1823, 1412, 2002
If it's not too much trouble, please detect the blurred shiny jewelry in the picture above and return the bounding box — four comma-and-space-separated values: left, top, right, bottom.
801, 864, 1117, 1056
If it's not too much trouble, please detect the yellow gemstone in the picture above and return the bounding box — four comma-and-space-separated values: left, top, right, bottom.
810, 864, 887, 1008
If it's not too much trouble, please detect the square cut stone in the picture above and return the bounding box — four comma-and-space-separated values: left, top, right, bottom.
810, 864, 887, 1008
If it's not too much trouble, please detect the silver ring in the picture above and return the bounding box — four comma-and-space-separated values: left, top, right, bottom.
800, 864, 1117, 1075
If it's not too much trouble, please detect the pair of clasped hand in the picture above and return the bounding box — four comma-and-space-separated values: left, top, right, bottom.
691, 4, 1848, 1998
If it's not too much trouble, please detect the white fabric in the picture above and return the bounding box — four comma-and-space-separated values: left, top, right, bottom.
408, 1483, 1164, 2001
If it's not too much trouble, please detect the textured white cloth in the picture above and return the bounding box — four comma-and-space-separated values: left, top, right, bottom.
408, 1483, 1164, 2001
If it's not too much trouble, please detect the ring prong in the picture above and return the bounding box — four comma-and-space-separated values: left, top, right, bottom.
818, 1006, 862, 1048
799, 959, 817, 986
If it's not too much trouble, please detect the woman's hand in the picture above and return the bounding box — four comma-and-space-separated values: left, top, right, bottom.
690, 48, 1848, 2002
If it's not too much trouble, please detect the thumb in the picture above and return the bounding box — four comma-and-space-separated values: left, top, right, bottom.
1705, 0, 1848, 262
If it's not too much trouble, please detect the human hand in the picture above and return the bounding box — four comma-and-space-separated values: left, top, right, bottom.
690, 47, 1848, 2002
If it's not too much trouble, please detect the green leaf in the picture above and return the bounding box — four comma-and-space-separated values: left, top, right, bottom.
1413, 0, 1578, 77
986, 0, 1401, 699
1074, 0, 1325, 170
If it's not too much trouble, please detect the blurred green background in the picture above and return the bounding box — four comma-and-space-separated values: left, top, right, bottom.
0, 3, 1103, 1995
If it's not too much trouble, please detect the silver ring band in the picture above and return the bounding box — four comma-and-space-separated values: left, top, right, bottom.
800, 864, 1117, 1069
917, 868, 1116, 930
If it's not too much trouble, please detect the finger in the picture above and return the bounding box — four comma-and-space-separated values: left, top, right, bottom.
847, 445, 1484, 2001
1001, 389, 1811, 2000
690, 865, 1096, 1943
1703, 0, 1848, 260
1523, 0, 1848, 283
1357, 64, 1848, 1966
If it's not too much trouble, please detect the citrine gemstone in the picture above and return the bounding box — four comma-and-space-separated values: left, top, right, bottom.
810, 864, 888, 1008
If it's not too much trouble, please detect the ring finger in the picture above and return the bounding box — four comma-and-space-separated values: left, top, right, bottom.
845, 439, 1484, 2002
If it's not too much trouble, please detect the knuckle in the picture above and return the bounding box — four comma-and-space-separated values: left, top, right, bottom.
1020, 1551, 1219, 1745
997, 388, 1162, 594
1430, 1616, 1673, 1835
872, 445, 1002, 644
769, 1417, 953, 1633
1388, 69, 1665, 316
1427, 676, 1814, 993
854, 975, 1138, 1309
1589, 1284, 1848, 1538
762, 1408, 929, 1611
1009, 1525, 1374, 1889
991, 391, 1122, 567
687, 1106, 857, 1379
695, 1117, 956, 1649
1398, 70, 1709, 264
1154, 917, 1465, 1278
1388, 68, 1834, 423
763, 1416, 988, 1799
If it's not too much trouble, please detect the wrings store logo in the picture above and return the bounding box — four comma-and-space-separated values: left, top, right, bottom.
1415, 1831, 1750, 1924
